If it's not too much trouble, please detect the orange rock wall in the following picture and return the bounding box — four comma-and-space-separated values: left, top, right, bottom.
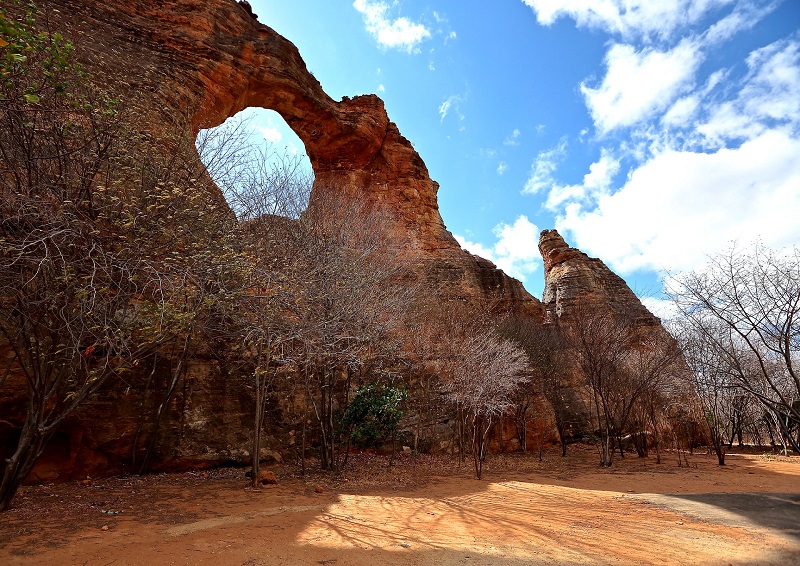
0, 0, 671, 480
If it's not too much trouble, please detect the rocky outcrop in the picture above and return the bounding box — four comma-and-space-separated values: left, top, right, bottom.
0, 1, 671, 481
45, 0, 541, 317
539, 229, 660, 326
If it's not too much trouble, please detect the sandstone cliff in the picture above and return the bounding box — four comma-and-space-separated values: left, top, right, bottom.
46, 0, 540, 317
0, 0, 670, 480
539, 229, 661, 327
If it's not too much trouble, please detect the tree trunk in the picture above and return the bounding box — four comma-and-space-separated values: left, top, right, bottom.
600, 424, 613, 467
252, 357, 263, 489
0, 418, 49, 512
711, 429, 726, 466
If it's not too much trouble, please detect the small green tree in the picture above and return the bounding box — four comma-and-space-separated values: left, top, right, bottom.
340, 383, 406, 449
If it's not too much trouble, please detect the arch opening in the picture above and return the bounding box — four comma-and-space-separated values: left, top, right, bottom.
196, 108, 314, 220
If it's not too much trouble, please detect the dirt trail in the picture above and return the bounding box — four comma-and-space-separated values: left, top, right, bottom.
1, 447, 798, 565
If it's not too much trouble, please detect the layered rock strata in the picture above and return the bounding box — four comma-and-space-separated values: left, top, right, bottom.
0, 0, 669, 480
539, 229, 661, 326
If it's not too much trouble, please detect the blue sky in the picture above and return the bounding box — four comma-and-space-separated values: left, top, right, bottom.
233, 0, 800, 315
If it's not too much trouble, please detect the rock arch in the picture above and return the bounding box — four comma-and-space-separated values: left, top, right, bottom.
50, 0, 540, 312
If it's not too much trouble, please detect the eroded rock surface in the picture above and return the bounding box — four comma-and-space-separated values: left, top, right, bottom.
539, 229, 660, 326
45, 0, 540, 316
0, 0, 670, 481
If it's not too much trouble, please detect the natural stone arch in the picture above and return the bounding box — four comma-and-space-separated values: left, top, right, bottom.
198, 107, 315, 218
50, 0, 541, 315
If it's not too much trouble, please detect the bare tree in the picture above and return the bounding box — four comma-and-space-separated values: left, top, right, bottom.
670, 243, 800, 453
621, 330, 684, 460
0, 7, 179, 509
196, 114, 312, 222
0, 4, 238, 507
434, 315, 530, 479
399, 297, 462, 456
287, 191, 417, 471
566, 307, 681, 466
198, 114, 418, 476
503, 317, 578, 456
565, 309, 630, 466
196, 114, 311, 486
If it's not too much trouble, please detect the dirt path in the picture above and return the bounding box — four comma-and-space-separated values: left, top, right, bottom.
1, 447, 798, 565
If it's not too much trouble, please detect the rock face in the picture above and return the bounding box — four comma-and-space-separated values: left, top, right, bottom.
45, 0, 540, 317
0, 0, 670, 481
539, 229, 660, 327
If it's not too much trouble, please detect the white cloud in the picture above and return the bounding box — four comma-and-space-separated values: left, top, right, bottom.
522, 138, 567, 194
504, 128, 522, 146
255, 125, 282, 144
703, 1, 779, 45
439, 97, 454, 121
741, 39, 800, 124
353, 0, 431, 53
377, 83, 385, 93
696, 38, 800, 146
546, 148, 619, 209
519, 0, 798, 302
640, 296, 680, 321
661, 95, 700, 127
581, 39, 702, 133
582, 149, 620, 192
556, 129, 800, 274
521, 0, 736, 41
455, 215, 541, 282
455, 235, 495, 262
439, 94, 465, 123
497, 161, 509, 175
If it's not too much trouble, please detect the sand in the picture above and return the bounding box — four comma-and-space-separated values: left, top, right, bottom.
1, 445, 798, 565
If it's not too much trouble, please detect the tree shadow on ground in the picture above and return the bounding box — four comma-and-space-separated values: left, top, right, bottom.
2, 449, 800, 565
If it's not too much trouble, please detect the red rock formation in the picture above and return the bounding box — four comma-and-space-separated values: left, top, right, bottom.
539, 229, 660, 326
46, 0, 540, 316
0, 0, 671, 481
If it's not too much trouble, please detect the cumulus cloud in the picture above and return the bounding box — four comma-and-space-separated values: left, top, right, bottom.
522, 138, 567, 194
706, 38, 799, 140
254, 125, 282, 144
455, 216, 541, 282
742, 39, 800, 122
556, 130, 800, 274
546, 149, 620, 209
497, 161, 509, 175
353, 0, 431, 53
519, 0, 798, 295
582, 39, 702, 133
520, 0, 736, 41
661, 95, 700, 127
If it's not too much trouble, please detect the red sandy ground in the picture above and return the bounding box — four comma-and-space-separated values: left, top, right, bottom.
1, 445, 798, 565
